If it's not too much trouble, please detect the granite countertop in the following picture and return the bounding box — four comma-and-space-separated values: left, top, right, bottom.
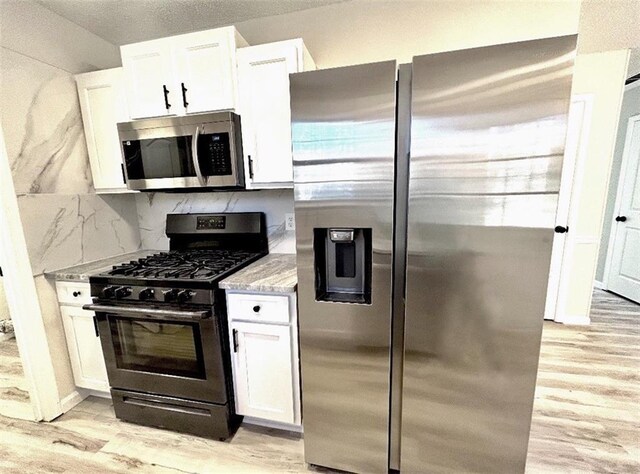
44, 250, 162, 282
220, 254, 297, 293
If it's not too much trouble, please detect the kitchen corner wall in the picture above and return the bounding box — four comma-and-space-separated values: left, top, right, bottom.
136, 190, 296, 253
0, 0, 138, 407
1, 39, 141, 279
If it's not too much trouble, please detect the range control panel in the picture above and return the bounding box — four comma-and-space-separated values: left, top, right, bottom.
196, 215, 226, 230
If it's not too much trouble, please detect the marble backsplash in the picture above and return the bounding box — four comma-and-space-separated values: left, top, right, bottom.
18, 193, 142, 275
136, 190, 296, 254
1, 47, 93, 194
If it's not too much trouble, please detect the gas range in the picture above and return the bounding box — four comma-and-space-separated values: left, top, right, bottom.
85, 212, 267, 440
91, 249, 264, 305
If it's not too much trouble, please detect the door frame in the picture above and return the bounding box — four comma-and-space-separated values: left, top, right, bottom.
0, 128, 61, 421
603, 110, 640, 291
544, 94, 594, 321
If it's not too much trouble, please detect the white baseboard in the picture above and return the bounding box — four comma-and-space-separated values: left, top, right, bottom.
60, 390, 87, 414
593, 280, 606, 290
556, 314, 591, 325
242, 416, 303, 434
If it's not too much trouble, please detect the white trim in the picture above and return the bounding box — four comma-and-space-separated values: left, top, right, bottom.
555, 314, 591, 325
603, 114, 640, 291
593, 280, 606, 290
60, 390, 86, 414
0, 128, 61, 421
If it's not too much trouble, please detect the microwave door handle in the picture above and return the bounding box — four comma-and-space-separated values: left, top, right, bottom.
191, 125, 206, 187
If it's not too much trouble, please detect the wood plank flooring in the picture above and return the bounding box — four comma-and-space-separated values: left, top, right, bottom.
0, 336, 33, 421
0, 289, 637, 473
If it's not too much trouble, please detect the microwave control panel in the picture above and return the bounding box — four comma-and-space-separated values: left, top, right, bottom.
199, 132, 232, 176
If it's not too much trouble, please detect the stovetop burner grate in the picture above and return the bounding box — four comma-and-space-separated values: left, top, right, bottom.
105, 250, 260, 281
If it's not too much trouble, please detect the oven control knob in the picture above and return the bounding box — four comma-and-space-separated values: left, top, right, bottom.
115, 286, 132, 299
177, 290, 194, 303
102, 286, 118, 298
138, 288, 155, 301
163, 288, 180, 302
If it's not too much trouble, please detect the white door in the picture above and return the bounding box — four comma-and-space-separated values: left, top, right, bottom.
230, 321, 295, 423
605, 114, 640, 303
544, 97, 593, 320
121, 40, 175, 119
60, 306, 109, 392
172, 30, 236, 114
76, 68, 130, 192
237, 43, 300, 187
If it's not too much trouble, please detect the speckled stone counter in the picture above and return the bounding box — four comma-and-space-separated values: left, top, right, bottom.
220, 254, 297, 293
44, 250, 162, 282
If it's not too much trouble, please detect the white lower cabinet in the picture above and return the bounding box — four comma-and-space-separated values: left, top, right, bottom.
56, 282, 109, 393
226, 291, 300, 427
231, 322, 295, 423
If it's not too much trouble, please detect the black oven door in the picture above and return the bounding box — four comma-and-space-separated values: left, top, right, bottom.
88, 304, 229, 405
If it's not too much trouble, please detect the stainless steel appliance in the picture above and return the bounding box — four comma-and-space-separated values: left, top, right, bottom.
84, 213, 267, 439
118, 112, 244, 191
290, 36, 577, 473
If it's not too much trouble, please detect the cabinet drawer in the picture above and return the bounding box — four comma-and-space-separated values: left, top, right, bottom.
55, 281, 93, 306
226, 293, 290, 324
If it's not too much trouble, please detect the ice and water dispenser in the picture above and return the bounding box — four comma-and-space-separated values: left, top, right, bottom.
313, 228, 372, 304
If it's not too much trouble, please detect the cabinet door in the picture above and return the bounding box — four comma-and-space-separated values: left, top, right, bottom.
121, 40, 175, 119
237, 43, 300, 187
60, 306, 109, 392
76, 68, 130, 193
172, 29, 236, 114
230, 322, 295, 423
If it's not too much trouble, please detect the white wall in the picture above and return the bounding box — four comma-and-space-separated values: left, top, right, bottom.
562, 50, 629, 320
0, 0, 121, 73
235, 0, 580, 68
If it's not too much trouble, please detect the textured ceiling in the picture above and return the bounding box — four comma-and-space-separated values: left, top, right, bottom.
36, 0, 346, 45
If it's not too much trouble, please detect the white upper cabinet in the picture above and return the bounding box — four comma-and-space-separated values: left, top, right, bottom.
237, 39, 315, 189
121, 27, 247, 119
75, 68, 131, 193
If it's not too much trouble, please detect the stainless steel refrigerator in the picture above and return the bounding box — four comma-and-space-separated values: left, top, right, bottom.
290, 36, 577, 473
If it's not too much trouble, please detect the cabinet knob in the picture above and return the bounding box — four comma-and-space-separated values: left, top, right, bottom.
615, 215, 627, 222
252, 305, 261, 313
73, 291, 81, 297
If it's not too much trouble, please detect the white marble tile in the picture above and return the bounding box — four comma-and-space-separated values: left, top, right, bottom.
17, 194, 142, 275
135, 190, 296, 253
0, 47, 92, 194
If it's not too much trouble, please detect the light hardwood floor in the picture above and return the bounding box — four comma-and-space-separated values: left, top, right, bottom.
0, 289, 637, 473
0, 336, 33, 421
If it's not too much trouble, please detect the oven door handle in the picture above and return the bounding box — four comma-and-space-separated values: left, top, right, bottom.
83, 304, 211, 322
191, 125, 207, 187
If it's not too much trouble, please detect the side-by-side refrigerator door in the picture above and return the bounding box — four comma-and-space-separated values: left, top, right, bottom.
402, 36, 577, 473
290, 61, 397, 474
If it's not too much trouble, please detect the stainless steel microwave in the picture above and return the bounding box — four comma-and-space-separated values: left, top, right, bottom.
117, 112, 245, 191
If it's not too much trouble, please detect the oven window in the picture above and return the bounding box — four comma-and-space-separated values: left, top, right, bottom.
123, 136, 196, 180
110, 318, 205, 379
